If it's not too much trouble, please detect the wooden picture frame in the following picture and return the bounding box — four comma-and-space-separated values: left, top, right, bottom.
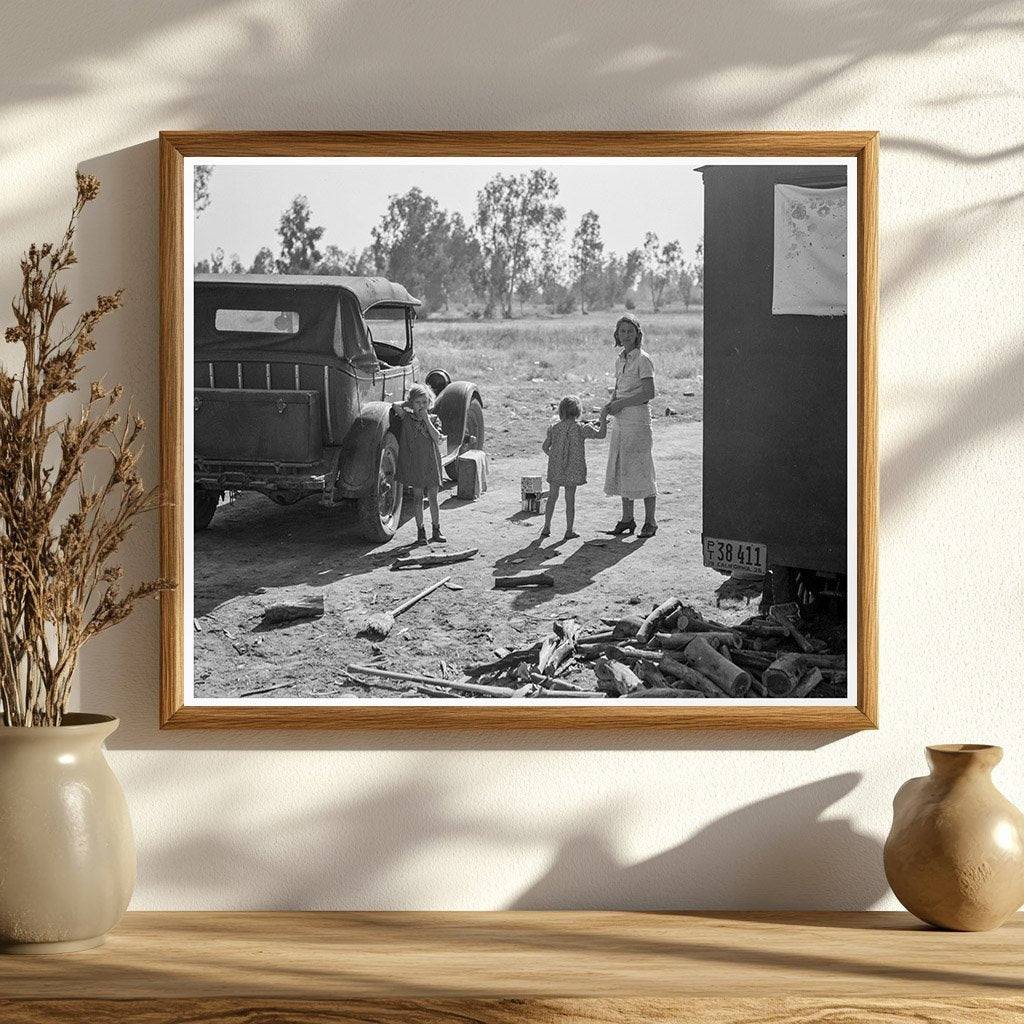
160, 131, 877, 730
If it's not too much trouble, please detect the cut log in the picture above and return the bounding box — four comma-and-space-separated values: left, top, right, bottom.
599, 615, 646, 638
763, 654, 811, 697
655, 631, 742, 651
791, 667, 824, 699
636, 597, 682, 644
819, 669, 848, 688
674, 613, 732, 633
614, 647, 664, 663
494, 573, 555, 589
391, 548, 478, 570
544, 678, 589, 693
680, 637, 752, 698
260, 595, 325, 627
734, 622, 789, 638
613, 615, 646, 638
630, 688, 706, 699
539, 619, 582, 675
577, 632, 618, 646
594, 656, 643, 696
800, 653, 847, 669
659, 654, 731, 698
731, 650, 773, 667
639, 662, 669, 689
769, 604, 815, 654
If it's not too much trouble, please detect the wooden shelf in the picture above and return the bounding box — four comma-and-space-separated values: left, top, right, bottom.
1, 911, 1021, 1022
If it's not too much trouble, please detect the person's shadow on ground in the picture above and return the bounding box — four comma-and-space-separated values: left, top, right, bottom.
492, 533, 649, 612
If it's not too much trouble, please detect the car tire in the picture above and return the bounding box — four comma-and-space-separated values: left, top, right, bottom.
444, 398, 485, 482
357, 431, 403, 541
195, 489, 220, 530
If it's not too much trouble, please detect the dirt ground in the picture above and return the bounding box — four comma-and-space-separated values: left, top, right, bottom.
192, 410, 772, 700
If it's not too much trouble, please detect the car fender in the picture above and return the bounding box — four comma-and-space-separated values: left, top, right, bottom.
336, 401, 396, 498
433, 380, 483, 446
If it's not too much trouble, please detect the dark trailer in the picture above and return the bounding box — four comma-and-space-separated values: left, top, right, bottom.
699, 164, 849, 605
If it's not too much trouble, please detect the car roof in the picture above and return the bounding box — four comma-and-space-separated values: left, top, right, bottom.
194, 274, 422, 311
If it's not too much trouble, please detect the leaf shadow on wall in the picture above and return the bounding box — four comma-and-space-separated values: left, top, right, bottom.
128, 759, 885, 912
510, 773, 887, 910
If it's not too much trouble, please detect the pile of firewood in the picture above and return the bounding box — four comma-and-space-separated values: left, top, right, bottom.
463, 597, 845, 699
347, 597, 844, 699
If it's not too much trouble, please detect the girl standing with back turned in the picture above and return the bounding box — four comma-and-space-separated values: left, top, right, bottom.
541, 395, 607, 540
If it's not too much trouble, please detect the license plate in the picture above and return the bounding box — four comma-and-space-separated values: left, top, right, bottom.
703, 537, 767, 575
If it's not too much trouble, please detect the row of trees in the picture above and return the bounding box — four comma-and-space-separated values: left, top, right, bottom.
194, 167, 703, 317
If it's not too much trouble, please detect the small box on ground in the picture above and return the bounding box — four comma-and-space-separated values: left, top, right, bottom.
457, 451, 489, 500
521, 474, 544, 513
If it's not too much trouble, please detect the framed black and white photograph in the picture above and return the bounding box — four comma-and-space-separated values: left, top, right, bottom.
159, 131, 877, 729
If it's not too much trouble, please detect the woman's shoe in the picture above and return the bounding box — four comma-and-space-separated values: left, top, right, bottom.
415, 525, 427, 545
430, 523, 447, 543
639, 522, 658, 538
610, 519, 636, 535
564, 530, 580, 540
540, 527, 551, 538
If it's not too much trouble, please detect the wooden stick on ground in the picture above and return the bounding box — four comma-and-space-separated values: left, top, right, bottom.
494, 573, 555, 589
346, 663, 514, 697
391, 548, 478, 570
630, 688, 706, 699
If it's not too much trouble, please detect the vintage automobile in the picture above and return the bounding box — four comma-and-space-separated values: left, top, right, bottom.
192, 274, 484, 541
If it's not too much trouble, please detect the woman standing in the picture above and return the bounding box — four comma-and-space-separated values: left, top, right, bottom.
603, 313, 658, 537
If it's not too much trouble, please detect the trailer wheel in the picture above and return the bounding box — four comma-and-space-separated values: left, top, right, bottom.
194, 490, 219, 531
444, 398, 485, 482
357, 431, 403, 541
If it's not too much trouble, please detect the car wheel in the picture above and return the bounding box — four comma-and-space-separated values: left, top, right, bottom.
195, 489, 220, 530
357, 431, 403, 541
444, 398, 485, 482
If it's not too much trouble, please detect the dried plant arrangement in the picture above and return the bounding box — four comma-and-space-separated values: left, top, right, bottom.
0, 173, 172, 726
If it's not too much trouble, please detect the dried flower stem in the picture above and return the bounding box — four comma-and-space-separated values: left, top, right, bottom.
0, 174, 173, 726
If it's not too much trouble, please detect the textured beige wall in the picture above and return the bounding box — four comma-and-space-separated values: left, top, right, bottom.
1, 1, 1021, 909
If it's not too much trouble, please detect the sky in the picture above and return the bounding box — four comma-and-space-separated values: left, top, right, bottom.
191, 158, 707, 269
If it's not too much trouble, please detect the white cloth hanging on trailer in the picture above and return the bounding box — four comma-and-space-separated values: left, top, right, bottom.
772, 184, 847, 316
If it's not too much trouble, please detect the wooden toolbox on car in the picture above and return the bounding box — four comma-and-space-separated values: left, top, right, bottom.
194, 388, 323, 465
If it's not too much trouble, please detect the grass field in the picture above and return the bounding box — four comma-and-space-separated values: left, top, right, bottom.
415, 307, 705, 457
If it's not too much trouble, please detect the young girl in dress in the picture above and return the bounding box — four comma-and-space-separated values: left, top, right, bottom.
393, 384, 446, 544
541, 395, 607, 540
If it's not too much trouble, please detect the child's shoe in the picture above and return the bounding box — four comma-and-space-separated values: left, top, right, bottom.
430, 523, 447, 544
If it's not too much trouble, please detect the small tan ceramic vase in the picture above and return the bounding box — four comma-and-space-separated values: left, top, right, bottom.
0, 714, 135, 953
884, 744, 1024, 930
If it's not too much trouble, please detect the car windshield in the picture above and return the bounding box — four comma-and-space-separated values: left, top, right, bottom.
365, 306, 409, 352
